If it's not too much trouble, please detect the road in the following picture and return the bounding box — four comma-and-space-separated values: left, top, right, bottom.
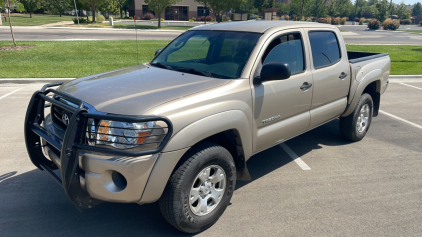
1, 25, 422, 44
1, 81, 422, 236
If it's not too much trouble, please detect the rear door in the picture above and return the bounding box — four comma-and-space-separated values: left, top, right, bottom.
304, 29, 350, 128
251, 29, 313, 153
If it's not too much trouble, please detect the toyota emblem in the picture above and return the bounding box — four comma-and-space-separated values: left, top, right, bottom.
62, 113, 70, 125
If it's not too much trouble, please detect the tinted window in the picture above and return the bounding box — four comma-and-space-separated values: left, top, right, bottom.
261, 33, 305, 75
152, 31, 261, 79
308, 31, 341, 69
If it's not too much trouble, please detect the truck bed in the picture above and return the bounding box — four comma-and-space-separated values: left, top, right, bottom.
347, 51, 390, 64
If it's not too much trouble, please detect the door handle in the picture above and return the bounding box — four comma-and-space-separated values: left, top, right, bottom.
300, 82, 313, 91
339, 72, 348, 79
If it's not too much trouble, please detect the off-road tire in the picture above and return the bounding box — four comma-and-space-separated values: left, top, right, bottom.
340, 93, 374, 142
159, 142, 236, 233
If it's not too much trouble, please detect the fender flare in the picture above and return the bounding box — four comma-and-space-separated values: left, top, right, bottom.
342, 69, 381, 117
139, 110, 252, 204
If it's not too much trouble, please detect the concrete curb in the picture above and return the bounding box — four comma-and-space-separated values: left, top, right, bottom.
1, 76, 422, 84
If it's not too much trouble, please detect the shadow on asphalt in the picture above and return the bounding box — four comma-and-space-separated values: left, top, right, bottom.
236, 119, 349, 190
0, 120, 348, 236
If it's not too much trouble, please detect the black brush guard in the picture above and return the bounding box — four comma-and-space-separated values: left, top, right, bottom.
24, 82, 173, 211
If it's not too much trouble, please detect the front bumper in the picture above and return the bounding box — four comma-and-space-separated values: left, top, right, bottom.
24, 83, 173, 210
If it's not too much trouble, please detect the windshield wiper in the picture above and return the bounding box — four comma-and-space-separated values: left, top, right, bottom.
176, 67, 213, 77
150, 62, 173, 70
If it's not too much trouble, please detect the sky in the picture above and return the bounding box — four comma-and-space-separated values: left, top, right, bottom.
399, 0, 420, 5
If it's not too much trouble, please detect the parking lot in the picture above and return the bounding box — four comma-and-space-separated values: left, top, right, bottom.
1, 81, 422, 236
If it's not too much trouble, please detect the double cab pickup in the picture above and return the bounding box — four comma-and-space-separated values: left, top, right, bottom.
24, 21, 390, 233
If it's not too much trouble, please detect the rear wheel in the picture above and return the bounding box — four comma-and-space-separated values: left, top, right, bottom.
339, 93, 374, 142
159, 142, 236, 233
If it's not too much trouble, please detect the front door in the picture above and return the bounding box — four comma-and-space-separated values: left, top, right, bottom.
252, 29, 313, 153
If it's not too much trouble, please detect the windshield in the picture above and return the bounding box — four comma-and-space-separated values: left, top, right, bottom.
151, 30, 262, 79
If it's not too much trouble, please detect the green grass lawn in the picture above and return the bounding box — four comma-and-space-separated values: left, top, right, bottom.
0, 41, 420, 78
58, 23, 193, 30
6, 14, 75, 26
346, 45, 422, 75
0, 41, 170, 78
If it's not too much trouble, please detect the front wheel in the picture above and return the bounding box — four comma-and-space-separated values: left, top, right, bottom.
339, 93, 374, 142
159, 142, 236, 233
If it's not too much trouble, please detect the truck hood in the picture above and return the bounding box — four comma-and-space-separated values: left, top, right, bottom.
58, 65, 231, 115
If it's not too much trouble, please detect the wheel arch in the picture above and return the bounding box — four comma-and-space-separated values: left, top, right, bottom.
139, 110, 252, 204
342, 70, 382, 117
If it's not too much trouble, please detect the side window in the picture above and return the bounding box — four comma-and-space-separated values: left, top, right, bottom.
261, 33, 305, 75
308, 31, 341, 69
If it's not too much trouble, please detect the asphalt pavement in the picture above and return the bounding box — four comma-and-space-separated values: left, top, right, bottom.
1, 81, 422, 236
1, 24, 422, 44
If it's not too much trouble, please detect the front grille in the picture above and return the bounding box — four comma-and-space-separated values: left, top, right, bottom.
51, 96, 78, 130
51, 105, 72, 129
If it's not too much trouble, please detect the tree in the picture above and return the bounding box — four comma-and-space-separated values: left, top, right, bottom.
311, 0, 328, 19
20, 0, 41, 18
336, 0, 353, 17
412, 2, 422, 17
275, 2, 290, 16
45, 0, 71, 17
197, 0, 241, 23
327, 0, 337, 16
253, 0, 266, 12
292, 0, 311, 19
235, 0, 255, 20
144, 0, 181, 28
81, 0, 104, 22
374, 0, 389, 21
2, 0, 17, 46
396, 1, 410, 19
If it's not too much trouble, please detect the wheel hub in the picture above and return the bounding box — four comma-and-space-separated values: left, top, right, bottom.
189, 165, 226, 216
356, 104, 370, 133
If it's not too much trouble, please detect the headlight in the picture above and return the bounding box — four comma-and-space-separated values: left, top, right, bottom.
95, 120, 156, 149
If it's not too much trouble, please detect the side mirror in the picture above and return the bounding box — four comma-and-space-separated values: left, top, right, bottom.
254, 62, 291, 85
155, 48, 162, 56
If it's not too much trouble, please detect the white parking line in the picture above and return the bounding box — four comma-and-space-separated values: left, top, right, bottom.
280, 143, 311, 171
399, 83, 422, 91
0, 88, 22, 101
379, 110, 422, 130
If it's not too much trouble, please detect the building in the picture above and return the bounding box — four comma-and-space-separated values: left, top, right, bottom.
133, 0, 210, 21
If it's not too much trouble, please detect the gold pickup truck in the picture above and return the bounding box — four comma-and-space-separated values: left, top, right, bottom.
24, 21, 390, 233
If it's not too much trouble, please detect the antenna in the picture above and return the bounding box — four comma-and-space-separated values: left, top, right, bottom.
134, 16, 139, 65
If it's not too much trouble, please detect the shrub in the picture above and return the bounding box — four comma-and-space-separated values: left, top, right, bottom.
206, 16, 213, 21
247, 13, 251, 20
367, 19, 380, 29
420, 21, 422, 26
274, 16, 280, 20
230, 13, 235, 21
317, 17, 327, 23
285, 15, 290, 21
143, 13, 153, 20
341, 17, 347, 25
359, 17, 365, 25
223, 16, 230, 21
327, 17, 332, 24
95, 14, 105, 22
190, 17, 196, 21
73, 18, 87, 24
332, 17, 340, 25
383, 18, 392, 30
364, 18, 371, 23
354, 17, 359, 22
151, 18, 165, 21
388, 20, 400, 30
400, 19, 411, 25
189, 19, 194, 22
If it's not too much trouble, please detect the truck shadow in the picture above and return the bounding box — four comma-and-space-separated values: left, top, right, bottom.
236, 119, 348, 190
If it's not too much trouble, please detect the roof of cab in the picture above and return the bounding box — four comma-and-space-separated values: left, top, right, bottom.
190, 21, 337, 33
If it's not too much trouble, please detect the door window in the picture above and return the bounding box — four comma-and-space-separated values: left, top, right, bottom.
308, 31, 341, 69
260, 33, 305, 75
